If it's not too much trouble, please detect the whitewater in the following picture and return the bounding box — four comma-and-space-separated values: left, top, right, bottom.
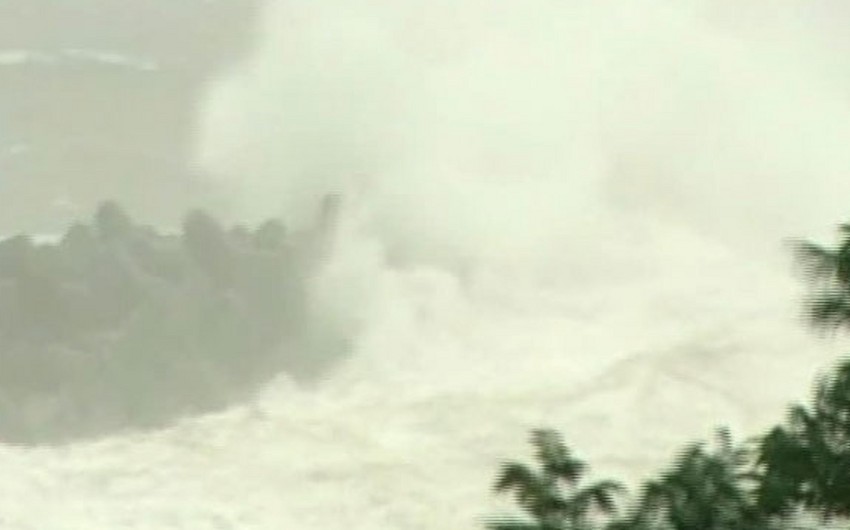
4, 1, 850, 528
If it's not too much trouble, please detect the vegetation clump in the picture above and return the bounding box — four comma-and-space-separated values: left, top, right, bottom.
486, 222, 850, 530
0, 199, 341, 444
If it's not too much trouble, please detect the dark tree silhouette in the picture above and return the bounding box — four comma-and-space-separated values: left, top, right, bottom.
754, 361, 850, 524
620, 428, 773, 530
794, 224, 850, 333
775, 224, 850, 523
487, 429, 625, 530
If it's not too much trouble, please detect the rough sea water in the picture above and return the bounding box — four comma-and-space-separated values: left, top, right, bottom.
4, 1, 850, 528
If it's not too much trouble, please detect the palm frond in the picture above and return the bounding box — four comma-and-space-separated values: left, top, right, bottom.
530, 429, 587, 485
569, 480, 627, 515
806, 292, 850, 331
494, 462, 539, 494
793, 240, 839, 282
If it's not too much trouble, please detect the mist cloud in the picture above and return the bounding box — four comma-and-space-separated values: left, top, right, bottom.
197, 0, 850, 273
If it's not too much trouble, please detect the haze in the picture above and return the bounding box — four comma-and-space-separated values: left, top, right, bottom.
1, 1, 850, 529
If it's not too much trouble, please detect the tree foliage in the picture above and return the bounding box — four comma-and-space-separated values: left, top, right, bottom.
485, 220, 850, 530
754, 361, 850, 522
623, 428, 770, 530
794, 224, 850, 333
487, 429, 625, 530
